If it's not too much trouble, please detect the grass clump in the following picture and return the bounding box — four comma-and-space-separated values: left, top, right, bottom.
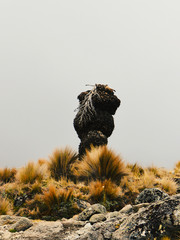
16, 162, 47, 184
89, 179, 120, 202
48, 147, 77, 181
157, 177, 178, 195
0, 145, 180, 222
0, 168, 17, 183
127, 163, 144, 177
72, 145, 127, 184
27, 184, 80, 219
0, 197, 12, 215
174, 161, 180, 176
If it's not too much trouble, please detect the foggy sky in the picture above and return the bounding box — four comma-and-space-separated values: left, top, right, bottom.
0, 0, 180, 169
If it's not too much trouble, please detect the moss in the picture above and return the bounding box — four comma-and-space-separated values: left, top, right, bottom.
9, 229, 17, 233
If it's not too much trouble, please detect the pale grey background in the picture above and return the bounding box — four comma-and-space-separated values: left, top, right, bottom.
0, 0, 180, 169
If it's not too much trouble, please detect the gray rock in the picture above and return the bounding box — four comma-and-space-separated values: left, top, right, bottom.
78, 204, 107, 221
75, 199, 91, 210
135, 188, 169, 204
9, 217, 33, 232
1, 194, 180, 240
0, 215, 21, 225
89, 214, 106, 224
106, 211, 119, 220
119, 204, 132, 214
132, 203, 149, 213
103, 230, 112, 239
112, 194, 180, 240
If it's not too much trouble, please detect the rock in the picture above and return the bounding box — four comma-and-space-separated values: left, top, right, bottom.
132, 203, 149, 213
78, 131, 108, 157
89, 214, 106, 224
9, 217, 33, 232
119, 204, 132, 214
135, 188, 169, 204
74, 199, 91, 210
112, 194, 180, 240
78, 204, 107, 221
29, 221, 63, 234
0, 194, 180, 239
62, 219, 86, 228
73, 84, 120, 156
106, 211, 119, 220
0, 215, 21, 225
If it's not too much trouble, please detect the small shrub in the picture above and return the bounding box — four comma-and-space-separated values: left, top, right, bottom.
48, 147, 78, 181
0, 197, 12, 215
16, 162, 46, 184
72, 146, 127, 184
0, 168, 17, 183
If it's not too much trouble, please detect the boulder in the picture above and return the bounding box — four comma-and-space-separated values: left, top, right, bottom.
73, 84, 120, 156
112, 194, 180, 240
9, 217, 33, 232
135, 188, 169, 204
78, 204, 107, 221
89, 214, 106, 224
0, 194, 180, 239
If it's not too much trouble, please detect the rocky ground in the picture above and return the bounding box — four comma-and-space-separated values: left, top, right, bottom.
0, 188, 180, 240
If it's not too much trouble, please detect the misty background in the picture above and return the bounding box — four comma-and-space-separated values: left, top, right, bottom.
0, 1, 180, 169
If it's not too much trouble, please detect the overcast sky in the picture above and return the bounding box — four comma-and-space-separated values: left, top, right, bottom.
0, 1, 180, 169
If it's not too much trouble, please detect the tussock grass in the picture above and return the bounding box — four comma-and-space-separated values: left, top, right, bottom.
127, 163, 144, 177
139, 170, 157, 189
147, 166, 170, 179
26, 184, 79, 219
0, 168, 17, 183
89, 179, 120, 202
48, 147, 77, 181
16, 162, 47, 184
157, 177, 178, 195
73, 146, 127, 184
0, 197, 12, 215
43, 185, 73, 210
1, 145, 180, 221
174, 161, 180, 176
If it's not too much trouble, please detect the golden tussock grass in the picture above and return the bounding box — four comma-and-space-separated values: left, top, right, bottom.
89, 179, 121, 202
48, 147, 77, 181
42, 185, 74, 210
157, 177, 178, 195
138, 170, 157, 189
147, 166, 169, 178
0, 168, 17, 183
126, 163, 144, 178
0, 197, 12, 215
174, 161, 180, 176
16, 161, 48, 184
72, 145, 128, 185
